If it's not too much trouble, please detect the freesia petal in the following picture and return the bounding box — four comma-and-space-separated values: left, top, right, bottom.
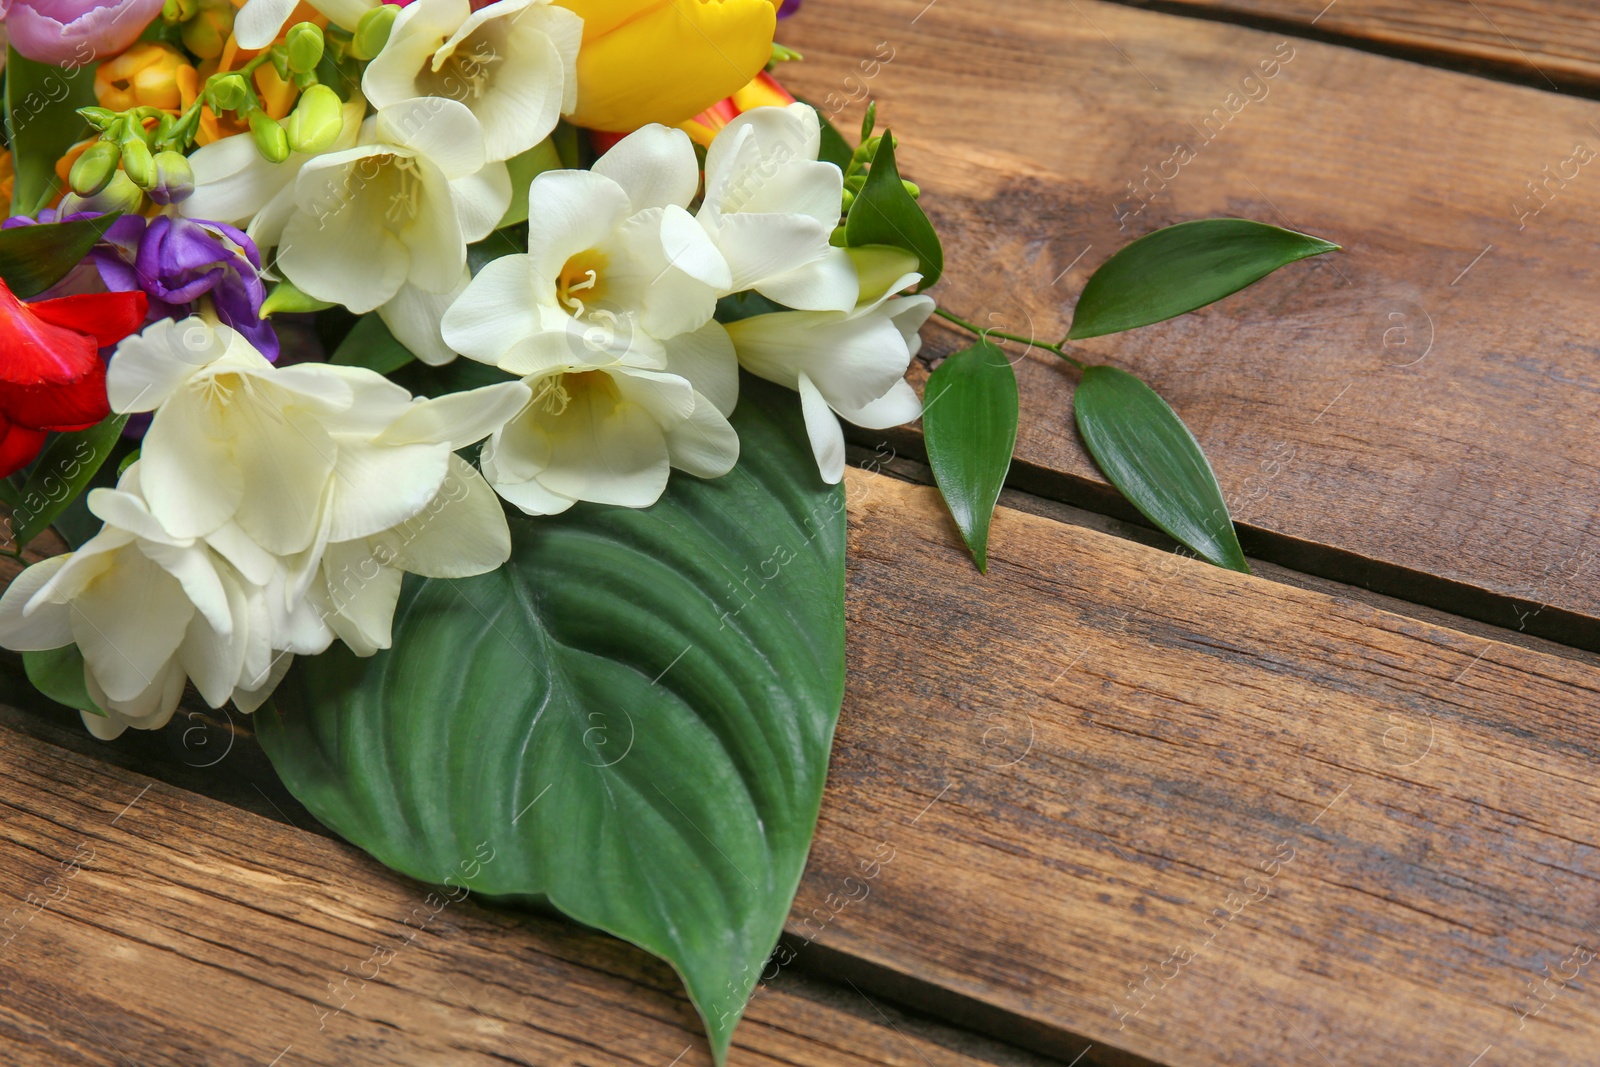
0, 555, 74, 651
107, 316, 229, 413
755, 246, 859, 313
711, 210, 832, 293
327, 441, 449, 544
662, 320, 739, 416
450, 160, 512, 244
375, 380, 531, 448
70, 546, 194, 704
833, 377, 922, 429
377, 97, 485, 179
593, 124, 701, 212
664, 392, 740, 478
233, 0, 298, 50
440, 254, 543, 363
381, 455, 512, 577
797, 372, 845, 484
379, 276, 467, 366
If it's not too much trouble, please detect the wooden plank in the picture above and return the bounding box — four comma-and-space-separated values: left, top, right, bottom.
777, 0, 1600, 647
0, 727, 1046, 1067
771, 468, 1600, 1065
1129, 1, 1600, 93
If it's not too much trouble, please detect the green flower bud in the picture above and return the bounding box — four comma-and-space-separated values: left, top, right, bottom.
60, 171, 146, 217
286, 22, 325, 74
149, 151, 195, 206
351, 3, 398, 61
69, 141, 122, 198
840, 188, 856, 213
250, 110, 291, 163
285, 84, 344, 155
260, 281, 336, 317
846, 245, 920, 303
120, 138, 157, 189
182, 1, 235, 61
901, 179, 921, 200
76, 106, 118, 132
209, 72, 250, 112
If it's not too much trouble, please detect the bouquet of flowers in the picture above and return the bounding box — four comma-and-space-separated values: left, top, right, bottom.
0, 0, 1337, 1056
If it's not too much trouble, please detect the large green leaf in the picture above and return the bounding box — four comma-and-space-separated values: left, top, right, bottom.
845, 130, 943, 288
5, 50, 98, 216
1067, 218, 1338, 340
1074, 365, 1249, 573
923, 340, 1017, 572
258, 376, 846, 1064
8, 415, 128, 551
0, 213, 123, 297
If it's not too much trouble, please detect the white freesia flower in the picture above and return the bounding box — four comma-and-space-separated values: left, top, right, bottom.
441, 124, 729, 373
0, 464, 276, 739
362, 0, 581, 164
4, 317, 533, 737
277, 97, 510, 313
107, 314, 528, 569
698, 103, 858, 313
724, 247, 935, 483
479, 321, 740, 515
234, 0, 377, 49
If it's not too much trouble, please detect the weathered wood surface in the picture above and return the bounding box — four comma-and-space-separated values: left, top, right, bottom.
1134, 0, 1600, 92
783, 469, 1600, 1066
0, 724, 1048, 1067
9, 467, 1600, 1065
778, 0, 1600, 647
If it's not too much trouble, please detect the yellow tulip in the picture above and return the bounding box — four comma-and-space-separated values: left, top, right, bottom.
556, 0, 777, 132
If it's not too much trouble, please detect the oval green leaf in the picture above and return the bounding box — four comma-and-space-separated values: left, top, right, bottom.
845, 129, 943, 289
5, 49, 97, 216
923, 339, 1018, 572
1067, 218, 1338, 340
1074, 365, 1249, 573
0, 213, 123, 298
9, 415, 128, 551
258, 376, 846, 1065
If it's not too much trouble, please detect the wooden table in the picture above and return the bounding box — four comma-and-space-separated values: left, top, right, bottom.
6, 2, 1600, 1064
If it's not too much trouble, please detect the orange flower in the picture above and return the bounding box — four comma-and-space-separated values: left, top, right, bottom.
95, 43, 200, 113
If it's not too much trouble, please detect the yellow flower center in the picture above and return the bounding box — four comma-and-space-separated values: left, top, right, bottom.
531, 370, 619, 416
425, 38, 502, 102
557, 250, 609, 316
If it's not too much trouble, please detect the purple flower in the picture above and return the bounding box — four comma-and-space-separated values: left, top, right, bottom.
777, 0, 800, 15
99, 215, 278, 360
5, 0, 165, 68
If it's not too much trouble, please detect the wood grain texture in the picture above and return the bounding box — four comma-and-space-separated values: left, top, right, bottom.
0, 726, 1053, 1067
1128, 1, 1600, 93
779, 468, 1600, 1066
777, 0, 1600, 647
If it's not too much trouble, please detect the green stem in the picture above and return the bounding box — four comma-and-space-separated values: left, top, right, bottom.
934, 308, 1086, 370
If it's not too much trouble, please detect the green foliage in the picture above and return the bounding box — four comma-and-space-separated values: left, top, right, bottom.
923, 340, 1018, 572
1068, 218, 1338, 339
259, 378, 847, 1065
1074, 366, 1249, 572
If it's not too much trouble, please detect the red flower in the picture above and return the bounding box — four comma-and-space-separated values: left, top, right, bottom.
0, 279, 148, 477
